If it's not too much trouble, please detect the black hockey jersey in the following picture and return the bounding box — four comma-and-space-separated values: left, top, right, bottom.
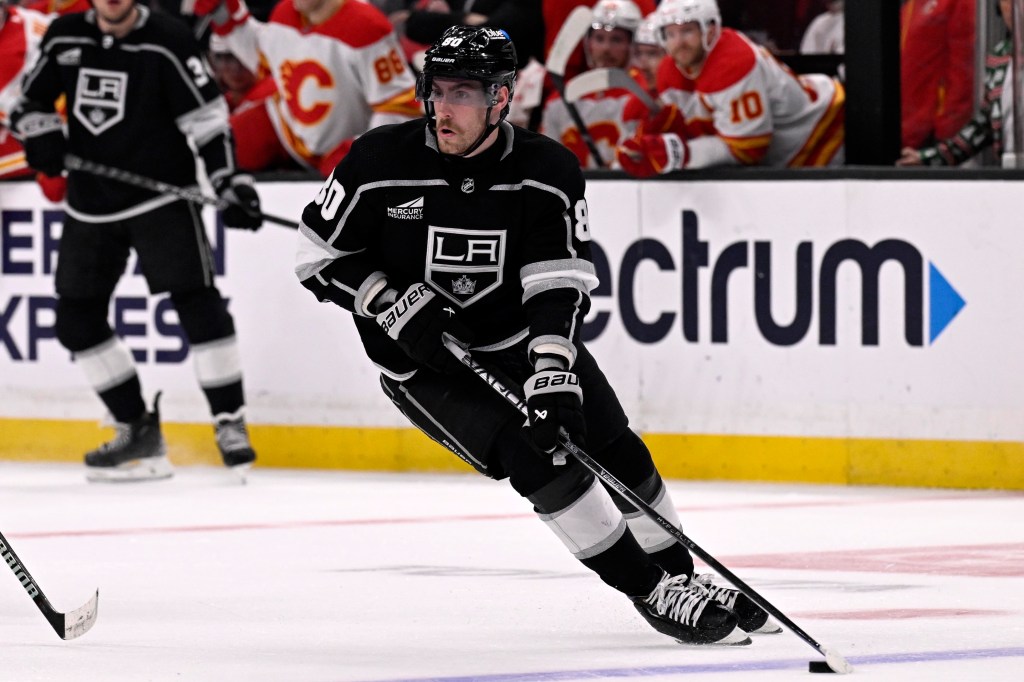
15, 7, 236, 220
296, 119, 598, 380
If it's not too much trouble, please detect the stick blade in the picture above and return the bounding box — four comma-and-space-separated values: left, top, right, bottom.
564, 67, 660, 112
547, 6, 593, 77
819, 647, 853, 674
58, 589, 99, 640
564, 69, 613, 102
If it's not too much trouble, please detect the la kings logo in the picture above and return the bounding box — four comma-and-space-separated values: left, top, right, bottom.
73, 69, 127, 135
426, 226, 505, 307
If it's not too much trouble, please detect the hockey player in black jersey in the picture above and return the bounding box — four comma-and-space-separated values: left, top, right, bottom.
11, 0, 262, 482
295, 25, 780, 646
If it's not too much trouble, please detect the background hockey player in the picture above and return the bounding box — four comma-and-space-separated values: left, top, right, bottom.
295, 24, 781, 646
207, 33, 275, 115
630, 11, 665, 96
541, 0, 646, 168
12, 0, 263, 482
617, 0, 845, 176
186, 0, 423, 177
0, 0, 63, 199
898, 0, 1012, 168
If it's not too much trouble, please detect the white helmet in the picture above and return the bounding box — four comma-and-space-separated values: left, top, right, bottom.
591, 0, 643, 35
656, 0, 722, 52
634, 14, 660, 47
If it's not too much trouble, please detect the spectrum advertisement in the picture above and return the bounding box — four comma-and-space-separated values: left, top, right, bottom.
1, 177, 1021, 465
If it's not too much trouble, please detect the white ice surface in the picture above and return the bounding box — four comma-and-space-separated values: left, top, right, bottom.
1, 462, 1022, 681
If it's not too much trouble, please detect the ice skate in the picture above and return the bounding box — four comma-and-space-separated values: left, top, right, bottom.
632, 572, 751, 645
85, 392, 172, 482
215, 416, 256, 481
692, 573, 783, 634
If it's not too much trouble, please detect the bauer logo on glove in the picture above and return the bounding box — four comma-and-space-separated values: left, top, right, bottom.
523, 369, 585, 457
375, 283, 473, 374
377, 283, 433, 337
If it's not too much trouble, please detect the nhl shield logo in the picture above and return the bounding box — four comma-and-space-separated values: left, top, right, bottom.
73, 69, 128, 135
425, 226, 506, 307
461, 178, 475, 194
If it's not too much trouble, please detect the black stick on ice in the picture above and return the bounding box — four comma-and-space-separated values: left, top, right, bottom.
0, 529, 98, 640
443, 337, 853, 675
64, 153, 300, 230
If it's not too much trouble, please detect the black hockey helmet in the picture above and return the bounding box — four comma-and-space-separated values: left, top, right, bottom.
417, 25, 518, 121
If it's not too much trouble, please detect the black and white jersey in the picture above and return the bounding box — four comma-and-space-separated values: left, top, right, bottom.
296, 119, 598, 380
15, 7, 236, 221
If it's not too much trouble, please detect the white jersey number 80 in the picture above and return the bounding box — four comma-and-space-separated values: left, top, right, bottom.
574, 199, 591, 241
315, 177, 345, 221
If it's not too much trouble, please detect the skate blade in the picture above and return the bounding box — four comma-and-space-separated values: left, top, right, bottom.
676, 625, 752, 647
229, 462, 252, 485
86, 455, 174, 483
749, 616, 783, 634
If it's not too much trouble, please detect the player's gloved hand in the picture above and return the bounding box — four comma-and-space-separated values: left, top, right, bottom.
375, 283, 473, 374
182, 0, 249, 33
215, 173, 263, 230
523, 360, 585, 464
642, 102, 688, 136
36, 172, 67, 203
617, 133, 688, 178
14, 112, 66, 178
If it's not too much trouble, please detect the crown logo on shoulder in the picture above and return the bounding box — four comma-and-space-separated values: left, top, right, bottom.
452, 275, 476, 295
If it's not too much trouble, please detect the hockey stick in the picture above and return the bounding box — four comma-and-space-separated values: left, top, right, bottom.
546, 6, 607, 168
0, 530, 99, 640
64, 154, 300, 230
565, 67, 661, 113
443, 338, 853, 675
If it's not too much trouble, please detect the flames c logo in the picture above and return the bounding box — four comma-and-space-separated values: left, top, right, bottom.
280, 60, 334, 125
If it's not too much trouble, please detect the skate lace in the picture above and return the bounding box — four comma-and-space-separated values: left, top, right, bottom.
216, 420, 251, 453
97, 423, 133, 453
693, 573, 739, 610
646, 574, 710, 627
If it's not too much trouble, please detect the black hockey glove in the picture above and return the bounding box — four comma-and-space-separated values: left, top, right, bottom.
215, 174, 263, 230
375, 283, 473, 374
523, 366, 585, 464
14, 111, 66, 178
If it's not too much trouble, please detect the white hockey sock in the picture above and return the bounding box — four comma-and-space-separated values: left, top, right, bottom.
537, 477, 627, 560
191, 334, 242, 389
74, 336, 138, 392
623, 483, 683, 554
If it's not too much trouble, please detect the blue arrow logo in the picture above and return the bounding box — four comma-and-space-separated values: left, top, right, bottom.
929, 263, 966, 344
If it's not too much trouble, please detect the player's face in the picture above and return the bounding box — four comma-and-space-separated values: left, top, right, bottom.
663, 22, 707, 72
429, 78, 506, 156
1000, 0, 1013, 29
586, 28, 633, 69
631, 43, 665, 86
211, 52, 257, 94
92, 0, 136, 26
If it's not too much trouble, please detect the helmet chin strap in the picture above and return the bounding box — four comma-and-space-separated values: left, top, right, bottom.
457, 107, 499, 157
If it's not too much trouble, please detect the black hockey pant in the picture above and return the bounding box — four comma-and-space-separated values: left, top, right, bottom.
380, 342, 695, 596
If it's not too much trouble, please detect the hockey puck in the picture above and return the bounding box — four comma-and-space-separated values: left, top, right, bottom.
808, 661, 836, 673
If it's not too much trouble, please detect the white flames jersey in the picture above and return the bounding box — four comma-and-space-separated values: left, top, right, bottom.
541, 79, 642, 169
658, 28, 844, 167
0, 7, 51, 177
221, 0, 420, 167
